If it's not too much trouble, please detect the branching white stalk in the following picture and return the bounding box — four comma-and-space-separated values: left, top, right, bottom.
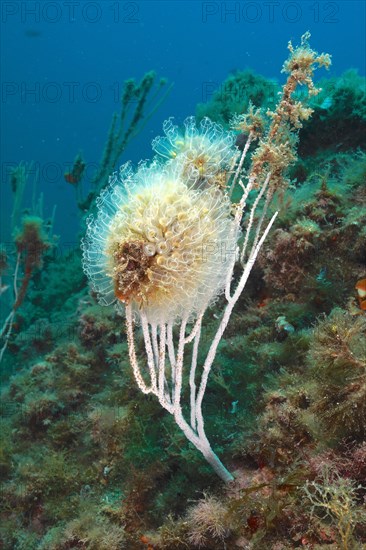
0, 253, 21, 363
124, 183, 277, 483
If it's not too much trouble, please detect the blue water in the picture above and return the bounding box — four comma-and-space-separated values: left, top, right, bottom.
1, 0, 365, 244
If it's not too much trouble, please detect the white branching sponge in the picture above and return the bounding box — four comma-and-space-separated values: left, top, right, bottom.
82, 34, 331, 483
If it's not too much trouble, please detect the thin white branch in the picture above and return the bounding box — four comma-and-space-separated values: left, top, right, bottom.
157, 323, 167, 404
140, 311, 158, 393
184, 310, 205, 344
240, 172, 271, 264
13, 252, 20, 303
249, 188, 272, 259
196, 211, 278, 439
173, 315, 188, 410
125, 304, 152, 395
0, 310, 15, 363
189, 317, 202, 430
229, 133, 253, 197
151, 323, 159, 366
0, 252, 21, 363
225, 174, 256, 301
167, 321, 176, 402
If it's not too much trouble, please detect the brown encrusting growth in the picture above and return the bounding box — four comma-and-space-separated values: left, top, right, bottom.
113, 240, 154, 305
